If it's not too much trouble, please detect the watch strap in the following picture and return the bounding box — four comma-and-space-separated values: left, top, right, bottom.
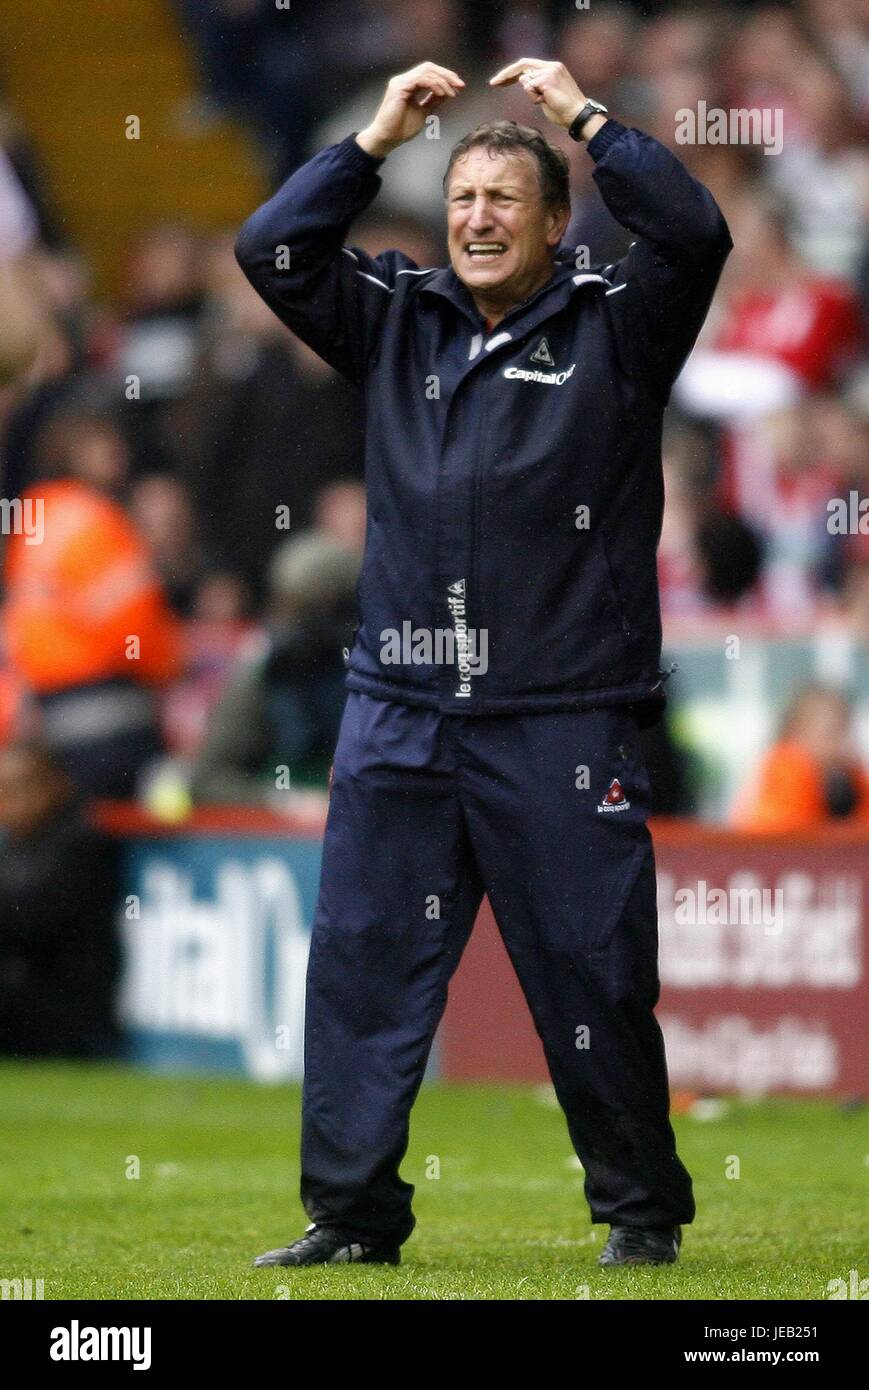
568, 100, 608, 142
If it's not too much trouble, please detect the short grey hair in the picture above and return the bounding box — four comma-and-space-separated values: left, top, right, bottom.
443, 120, 571, 211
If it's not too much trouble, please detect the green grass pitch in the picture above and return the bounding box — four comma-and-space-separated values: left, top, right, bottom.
1, 1060, 866, 1300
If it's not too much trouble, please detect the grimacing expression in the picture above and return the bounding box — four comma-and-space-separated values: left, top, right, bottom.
446, 146, 569, 303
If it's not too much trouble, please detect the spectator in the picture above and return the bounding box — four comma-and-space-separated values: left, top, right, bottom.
167, 274, 367, 602
0, 146, 41, 387
695, 511, 765, 608
839, 559, 869, 645
723, 404, 841, 620
173, 0, 347, 181
312, 4, 490, 231
2, 409, 184, 796
112, 222, 206, 477
674, 185, 862, 424
731, 683, 869, 831
767, 61, 869, 282
801, 0, 869, 123
128, 473, 210, 617
160, 571, 258, 761
658, 424, 764, 621
0, 741, 120, 1058
191, 532, 359, 805
0, 309, 83, 502
313, 479, 367, 554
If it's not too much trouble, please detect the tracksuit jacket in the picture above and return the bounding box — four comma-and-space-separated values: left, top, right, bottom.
234, 118, 732, 719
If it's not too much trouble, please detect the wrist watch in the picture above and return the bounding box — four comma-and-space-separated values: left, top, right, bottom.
568, 99, 609, 142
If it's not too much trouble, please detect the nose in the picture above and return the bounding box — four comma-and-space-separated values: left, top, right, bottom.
468, 195, 494, 232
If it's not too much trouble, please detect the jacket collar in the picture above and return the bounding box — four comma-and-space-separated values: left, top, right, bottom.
417, 247, 607, 334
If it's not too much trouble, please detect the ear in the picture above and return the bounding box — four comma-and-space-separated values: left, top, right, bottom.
545, 204, 571, 248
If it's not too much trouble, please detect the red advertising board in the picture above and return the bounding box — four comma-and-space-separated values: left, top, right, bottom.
441, 822, 869, 1097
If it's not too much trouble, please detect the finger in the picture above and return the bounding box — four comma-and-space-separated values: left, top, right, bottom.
418, 72, 460, 95
405, 77, 455, 105
395, 70, 459, 103
426, 80, 459, 101
430, 66, 465, 87
415, 82, 459, 108
416, 63, 465, 87
519, 73, 545, 101
489, 57, 546, 86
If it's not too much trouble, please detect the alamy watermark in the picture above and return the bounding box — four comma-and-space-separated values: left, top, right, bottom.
827, 491, 869, 534
0, 496, 43, 544
1, 1275, 44, 1299
50, 1322, 151, 1369
675, 102, 783, 156
380, 621, 488, 692
826, 1268, 868, 1299
380, 580, 488, 698
675, 878, 785, 935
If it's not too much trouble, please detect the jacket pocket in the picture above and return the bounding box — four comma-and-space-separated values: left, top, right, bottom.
599, 530, 633, 643
552, 517, 630, 638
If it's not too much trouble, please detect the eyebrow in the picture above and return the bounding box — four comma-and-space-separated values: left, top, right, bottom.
448, 182, 525, 196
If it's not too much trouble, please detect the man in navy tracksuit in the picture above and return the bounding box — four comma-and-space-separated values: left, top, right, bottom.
236, 58, 732, 1269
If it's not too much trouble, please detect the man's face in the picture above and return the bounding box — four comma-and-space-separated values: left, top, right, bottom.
446, 146, 568, 308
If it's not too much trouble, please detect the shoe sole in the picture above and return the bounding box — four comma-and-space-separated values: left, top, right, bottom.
598, 1254, 679, 1267
599, 1244, 681, 1267
252, 1248, 401, 1268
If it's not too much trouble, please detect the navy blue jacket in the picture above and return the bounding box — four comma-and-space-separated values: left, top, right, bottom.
235, 118, 732, 716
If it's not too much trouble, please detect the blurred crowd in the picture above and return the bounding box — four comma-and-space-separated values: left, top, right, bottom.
0, 0, 867, 830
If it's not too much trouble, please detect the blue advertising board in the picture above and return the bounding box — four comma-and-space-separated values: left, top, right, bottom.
118, 835, 322, 1080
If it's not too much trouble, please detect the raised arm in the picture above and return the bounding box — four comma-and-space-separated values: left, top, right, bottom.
234, 62, 465, 386
584, 119, 733, 400
490, 59, 733, 401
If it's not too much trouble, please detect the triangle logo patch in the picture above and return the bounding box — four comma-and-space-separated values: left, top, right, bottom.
530, 337, 554, 366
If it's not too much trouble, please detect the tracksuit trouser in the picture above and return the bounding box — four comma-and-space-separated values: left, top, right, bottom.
300, 690, 695, 1244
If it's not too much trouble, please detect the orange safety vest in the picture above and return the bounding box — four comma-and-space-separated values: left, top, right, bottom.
731, 738, 869, 833
3, 479, 183, 694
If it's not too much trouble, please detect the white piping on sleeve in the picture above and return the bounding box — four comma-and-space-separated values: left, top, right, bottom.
341, 246, 393, 292
355, 270, 393, 292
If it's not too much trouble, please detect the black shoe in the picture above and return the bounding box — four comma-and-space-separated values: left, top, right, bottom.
598, 1223, 682, 1267
252, 1222, 402, 1268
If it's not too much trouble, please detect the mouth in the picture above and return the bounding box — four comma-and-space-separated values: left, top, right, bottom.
465, 242, 508, 262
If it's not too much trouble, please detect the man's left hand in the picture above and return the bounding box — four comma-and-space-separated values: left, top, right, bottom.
489, 59, 595, 135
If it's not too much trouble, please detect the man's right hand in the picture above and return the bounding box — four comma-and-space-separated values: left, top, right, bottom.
356, 62, 465, 159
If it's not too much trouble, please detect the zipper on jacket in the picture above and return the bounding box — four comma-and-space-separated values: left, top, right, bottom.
468, 370, 491, 699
